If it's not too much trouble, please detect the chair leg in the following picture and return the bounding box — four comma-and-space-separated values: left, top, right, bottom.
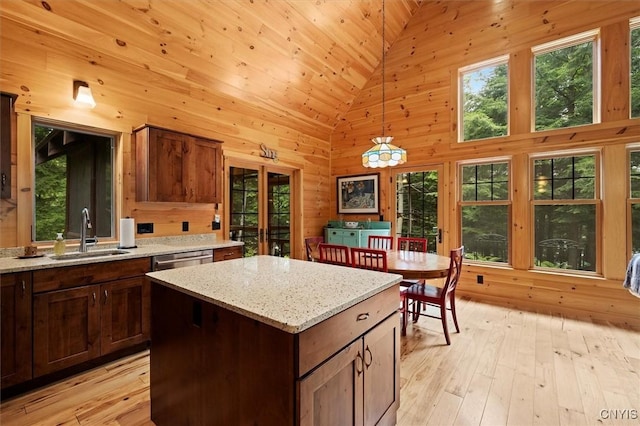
440, 303, 450, 345
450, 293, 460, 333
401, 295, 408, 336
412, 299, 420, 323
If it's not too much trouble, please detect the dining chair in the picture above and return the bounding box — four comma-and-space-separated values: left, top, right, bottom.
397, 237, 428, 253
351, 247, 388, 272
400, 246, 464, 345
304, 236, 324, 261
317, 243, 351, 266
368, 235, 394, 250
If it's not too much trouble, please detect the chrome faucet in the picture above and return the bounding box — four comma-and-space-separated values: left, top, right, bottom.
80, 207, 98, 252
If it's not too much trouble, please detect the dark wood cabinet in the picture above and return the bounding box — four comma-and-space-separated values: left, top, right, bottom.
135, 125, 222, 203
213, 245, 243, 261
298, 300, 400, 426
33, 258, 151, 377
150, 282, 399, 425
1, 272, 32, 388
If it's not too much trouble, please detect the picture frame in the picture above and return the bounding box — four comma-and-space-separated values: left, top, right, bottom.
337, 173, 379, 214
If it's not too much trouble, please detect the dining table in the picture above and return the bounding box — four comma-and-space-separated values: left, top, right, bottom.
311, 247, 451, 279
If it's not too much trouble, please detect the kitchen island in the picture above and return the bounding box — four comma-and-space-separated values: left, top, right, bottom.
146, 255, 402, 426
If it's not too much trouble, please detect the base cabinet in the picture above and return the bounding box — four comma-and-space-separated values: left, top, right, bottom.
1, 272, 32, 388
33, 258, 151, 377
299, 314, 399, 426
150, 282, 399, 426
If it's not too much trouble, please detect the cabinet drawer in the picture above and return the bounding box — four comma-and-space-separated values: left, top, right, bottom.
213, 246, 243, 261
33, 257, 151, 293
297, 284, 398, 377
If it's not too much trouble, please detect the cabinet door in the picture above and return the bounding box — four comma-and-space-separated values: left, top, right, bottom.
187, 137, 222, 203
33, 286, 101, 377
149, 128, 188, 202
1, 272, 32, 388
363, 314, 400, 426
101, 277, 150, 355
299, 339, 364, 426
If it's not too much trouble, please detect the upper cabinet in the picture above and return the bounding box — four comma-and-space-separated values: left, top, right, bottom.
135, 125, 222, 203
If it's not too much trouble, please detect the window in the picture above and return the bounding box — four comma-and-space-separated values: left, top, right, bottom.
459, 161, 510, 263
33, 121, 115, 242
533, 30, 600, 131
459, 56, 509, 142
630, 150, 640, 253
396, 170, 440, 252
631, 18, 640, 118
532, 153, 598, 271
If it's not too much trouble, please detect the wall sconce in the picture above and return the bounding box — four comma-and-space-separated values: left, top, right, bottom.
73, 80, 96, 108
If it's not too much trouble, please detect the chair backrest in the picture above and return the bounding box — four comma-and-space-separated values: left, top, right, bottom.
304, 236, 324, 261
442, 246, 464, 296
318, 243, 351, 266
397, 237, 428, 252
368, 235, 394, 250
351, 247, 388, 272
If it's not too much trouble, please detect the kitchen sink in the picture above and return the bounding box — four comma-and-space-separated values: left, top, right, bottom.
49, 249, 130, 260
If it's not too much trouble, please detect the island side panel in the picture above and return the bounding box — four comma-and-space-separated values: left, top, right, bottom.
150, 281, 295, 425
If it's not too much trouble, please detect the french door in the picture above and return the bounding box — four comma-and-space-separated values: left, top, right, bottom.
228, 162, 293, 257
394, 165, 445, 254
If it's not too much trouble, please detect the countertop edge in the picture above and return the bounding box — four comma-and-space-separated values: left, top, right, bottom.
0, 240, 243, 274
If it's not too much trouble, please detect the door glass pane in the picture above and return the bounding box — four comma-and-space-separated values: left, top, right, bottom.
268, 172, 291, 257
396, 170, 439, 252
229, 167, 259, 257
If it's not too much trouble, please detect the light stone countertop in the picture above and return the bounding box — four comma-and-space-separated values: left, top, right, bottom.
0, 234, 243, 274
147, 255, 403, 334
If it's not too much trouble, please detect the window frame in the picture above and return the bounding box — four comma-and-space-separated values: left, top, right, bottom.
628, 144, 640, 256
31, 118, 117, 243
458, 157, 512, 265
529, 149, 601, 274
531, 29, 601, 132
457, 55, 510, 143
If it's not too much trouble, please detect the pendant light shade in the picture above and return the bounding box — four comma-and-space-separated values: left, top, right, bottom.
362, 0, 406, 169
362, 136, 407, 168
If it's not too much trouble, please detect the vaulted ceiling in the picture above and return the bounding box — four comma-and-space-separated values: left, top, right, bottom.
0, 0, 423, 136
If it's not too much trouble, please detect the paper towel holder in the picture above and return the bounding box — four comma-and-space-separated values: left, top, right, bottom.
118, 216, 138, 249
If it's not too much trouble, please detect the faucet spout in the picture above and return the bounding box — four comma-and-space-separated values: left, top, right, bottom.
80, 207, 96, 252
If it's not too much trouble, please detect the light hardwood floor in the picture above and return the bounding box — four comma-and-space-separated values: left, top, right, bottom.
1, 297, 639, 425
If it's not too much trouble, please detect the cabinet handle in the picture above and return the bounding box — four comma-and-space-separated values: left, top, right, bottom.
355, 351, 364, 376
21, 280, 26, 297
364, 346, 373, 369
356, 313, 369, 321
92, 292, 96, 306
104, 290, 108, 304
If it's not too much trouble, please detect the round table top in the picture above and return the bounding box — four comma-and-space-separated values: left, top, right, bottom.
311, 247, 451, 279
385, 250, 451, 279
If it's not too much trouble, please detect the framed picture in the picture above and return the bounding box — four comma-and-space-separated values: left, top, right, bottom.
337, 173, 379, 214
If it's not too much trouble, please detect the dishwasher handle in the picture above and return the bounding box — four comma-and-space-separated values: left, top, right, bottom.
154, 254, 212, 269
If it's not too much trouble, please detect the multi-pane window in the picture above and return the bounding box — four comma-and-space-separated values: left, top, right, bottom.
532, 153, 598, 271
631, 18, 640, 118
459, 161, 510, 263
630, 150, 640, 253
459, 56, 509, 142
533, 30, 600, 131
396, 170, 439, 252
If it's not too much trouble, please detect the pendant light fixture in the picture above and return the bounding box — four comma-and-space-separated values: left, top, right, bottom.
362, 0, 407, 168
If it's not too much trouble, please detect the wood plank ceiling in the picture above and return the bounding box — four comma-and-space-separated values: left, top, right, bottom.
0, 0, 423, 138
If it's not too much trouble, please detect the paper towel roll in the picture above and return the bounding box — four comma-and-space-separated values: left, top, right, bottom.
119, 218, 136, 248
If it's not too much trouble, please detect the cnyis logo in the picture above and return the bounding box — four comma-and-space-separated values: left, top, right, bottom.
260, 144, 278, 162
599, 409, 638, 420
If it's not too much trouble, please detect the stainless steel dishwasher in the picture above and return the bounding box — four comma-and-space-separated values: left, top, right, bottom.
152, 249, 213, 271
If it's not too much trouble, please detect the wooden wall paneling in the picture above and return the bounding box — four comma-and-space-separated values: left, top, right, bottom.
511, 154, 531, 270
601, 21, 630, 122
16, 114, 32, 247
602, 144, 629, 279
510, 49, 533, 136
